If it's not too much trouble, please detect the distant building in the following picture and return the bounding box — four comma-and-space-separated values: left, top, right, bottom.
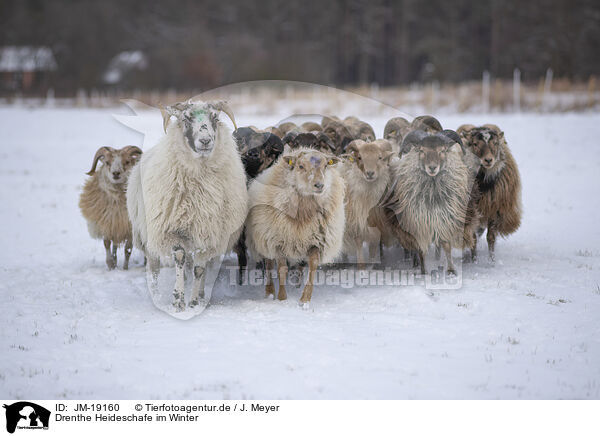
103, 51, 148, 85
0, 46, 57, 92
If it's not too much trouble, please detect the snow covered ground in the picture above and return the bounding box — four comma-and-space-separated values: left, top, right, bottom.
1, 104, 599, 399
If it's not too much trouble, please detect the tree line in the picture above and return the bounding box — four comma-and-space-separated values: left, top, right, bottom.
1, 0, 599, 94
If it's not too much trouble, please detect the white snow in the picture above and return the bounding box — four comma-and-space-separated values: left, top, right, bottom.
1, 106, 600, 399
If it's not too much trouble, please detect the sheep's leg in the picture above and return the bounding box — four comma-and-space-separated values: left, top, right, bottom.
441, 241, 456, 275
104, 239, 116, 270
471, 232, 478, 262
372, 240, 384, 265
355, 238, 366, 270
276, 257, 288, 301
487, 221, 497, 262
299, 247, 320, 308
434, 244, 441, 261
265, 259, 275, 299
233, 234, 247, 286
123, 240, 132, 270
147, 255, 160, 294
189, 259, 206, 308
111, 241, 118, 267
417, 250, 426, 275
172, 245, 186, 311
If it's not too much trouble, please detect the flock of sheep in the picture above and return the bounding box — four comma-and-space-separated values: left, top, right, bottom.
79, 96, 522, 310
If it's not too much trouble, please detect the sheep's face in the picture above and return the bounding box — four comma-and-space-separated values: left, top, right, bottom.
180, 104, 218, 157
465, 128, 503, 169
346, 142, 393, 182
284, 150, 340, 196
166, 102, 219, 157
242, 133, 284, 177
418, 145, 448, 177
87, 146, 143, 184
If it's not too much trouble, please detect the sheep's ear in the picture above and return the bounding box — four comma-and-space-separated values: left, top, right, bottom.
86, 147, 114, 175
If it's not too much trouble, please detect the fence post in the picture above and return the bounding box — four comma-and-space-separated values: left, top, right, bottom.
588, 76, 596, 109
45, 88, 55, 108
542, 68, 553, 111
482, 70, 490, 112
513, 68, 521, 112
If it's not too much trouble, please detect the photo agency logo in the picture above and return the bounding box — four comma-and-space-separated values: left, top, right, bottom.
114, 81, 472, 318
3, 402, 50, 433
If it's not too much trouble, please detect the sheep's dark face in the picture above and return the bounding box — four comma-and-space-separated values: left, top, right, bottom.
466, 128, 502, 169
283, 150, 340, 196
418, 145, 448, 177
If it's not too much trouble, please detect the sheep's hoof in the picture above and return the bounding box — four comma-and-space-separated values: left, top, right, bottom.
447, 268, 457, 277
188, 298, 203, 308
265, 283, 275, 298
489, 253, 496, 263
299, 301, 310, 310
173, 294, 186, 312
277, 291, 287, 301
106, 260, 116, 270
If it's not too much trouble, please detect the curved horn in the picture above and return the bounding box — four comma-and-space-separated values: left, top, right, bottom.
400, 130, 427, 155
210, 100, 237, 130
345, 139, 363, 155
86, 147, 115, 176
121, 145, 143, 159
440, 129, 466, 154
158, 103, 170, 133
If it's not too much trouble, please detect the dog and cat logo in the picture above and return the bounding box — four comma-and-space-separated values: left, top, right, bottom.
2, 402, 50, 433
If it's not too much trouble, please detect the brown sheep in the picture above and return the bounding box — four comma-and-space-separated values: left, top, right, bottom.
458, 124, 522, 261
79, 146, 142, 269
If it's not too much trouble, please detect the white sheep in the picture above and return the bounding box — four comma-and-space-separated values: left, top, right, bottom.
79, 145, 142, 270
245, 146, 345, 307
126, 98, 248, 310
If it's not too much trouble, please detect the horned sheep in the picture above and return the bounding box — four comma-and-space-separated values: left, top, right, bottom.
457, 123, 522, 260
126, 98, 248, 310
79, 145, 142, 270
382, 130, 479, 274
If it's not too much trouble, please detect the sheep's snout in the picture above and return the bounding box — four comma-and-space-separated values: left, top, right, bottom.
107, 156, 126, 183
482, 155, 495, 168
426, 165, 440, 177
